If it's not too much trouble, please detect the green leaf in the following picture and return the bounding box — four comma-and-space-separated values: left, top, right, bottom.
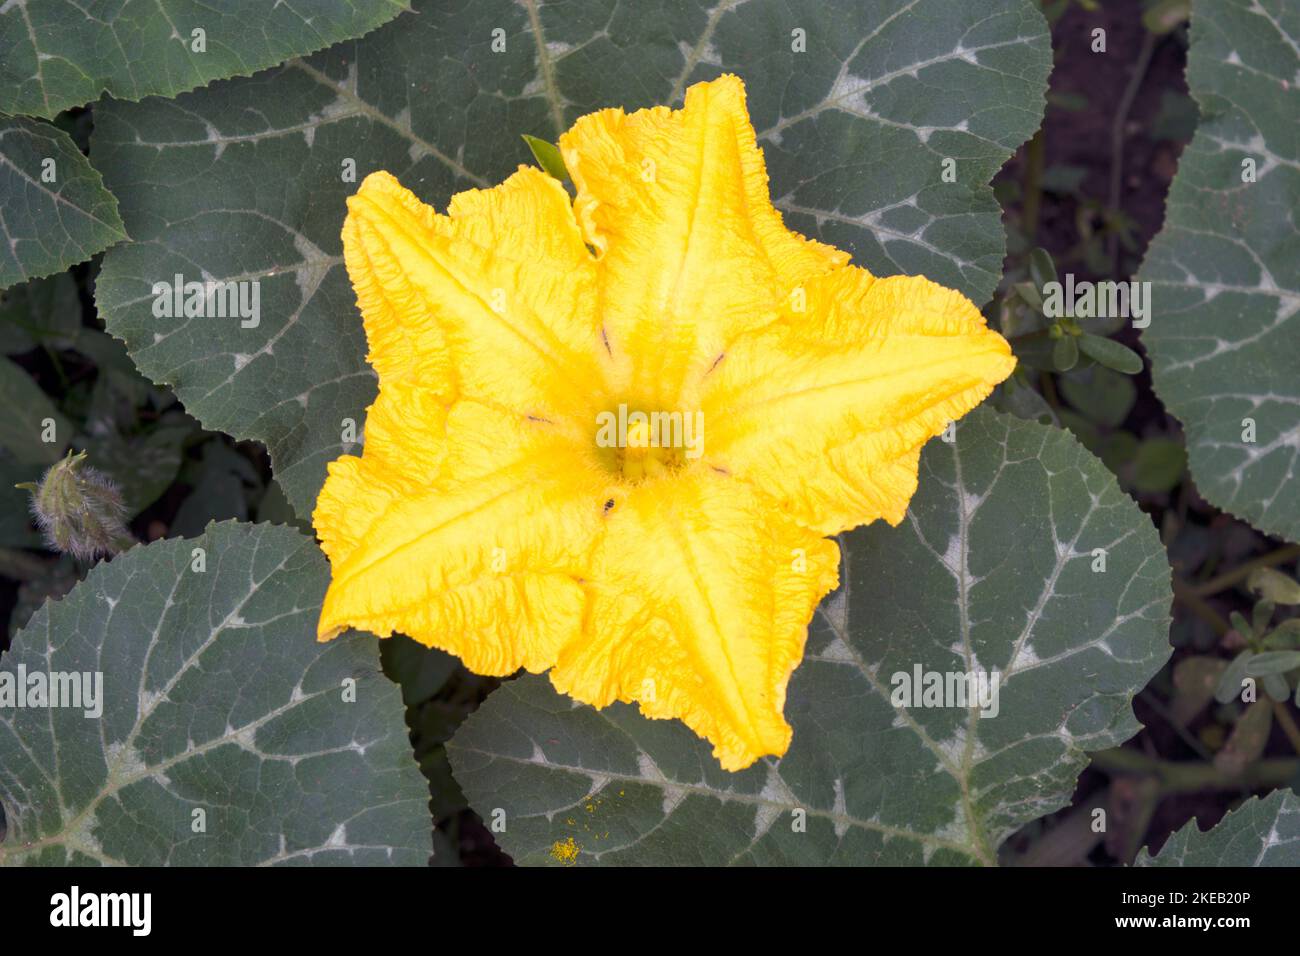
94, 0, 1051, 518
0, 451, 43, 549
254, 478, 311, 533
1138, 790, 1300, 866
75, 327, 161, 409
1013, 280, 1043, 311
1130, 437, 1187, 495
995, 375, 1056, 425
1052, 332, 1078, 371
1059, 365, 1137, 428
0, 521, 431, 866
1029, 247, 1056, 291
447, 409, 1172, 865
0, 1, 410, 119
1170, 655, 1226, 726
1231, 610, 1253, 639
1262, 672, 1291, 701
5, 554, 79, 639
0, 117, 125, 290
1099, 431, 1140, 474
381, 636, 458, 708
1248, 567, 1300, 605
1137, 0, 1300, 541
1252, 597, 1275, 634
1215, 650, 1254, 703
1076, 333, 1144, 374
521, 134, 570, 182
168, 440, 257, 537
1264, 618, 1300, 649
0, 273, 81, 354
1243, 650, 1300, 677
0, 356, 70, 464
1213, 699, 1271, 774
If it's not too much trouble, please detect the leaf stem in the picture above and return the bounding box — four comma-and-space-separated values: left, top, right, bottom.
1091, 747, 1298, 794
1193, 544, 1300, 598
1106, 30, 1158, 269
1139, 689, 1214, 761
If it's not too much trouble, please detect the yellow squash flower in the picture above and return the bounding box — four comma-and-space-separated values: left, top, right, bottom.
313, 75, 1015, 771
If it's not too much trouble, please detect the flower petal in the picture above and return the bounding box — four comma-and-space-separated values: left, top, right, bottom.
704, 269, 1016, 535
311, 379, 450, 568
315, 401, 609, 676
342, 167, 601, 423
559, 75, 846, 408
550, 472, 839, 771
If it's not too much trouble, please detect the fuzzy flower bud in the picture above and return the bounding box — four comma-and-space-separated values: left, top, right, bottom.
16, 451, 133, 561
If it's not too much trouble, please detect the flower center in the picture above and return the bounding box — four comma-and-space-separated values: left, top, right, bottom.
619, 419, 682, 479
594, 403, 704, 480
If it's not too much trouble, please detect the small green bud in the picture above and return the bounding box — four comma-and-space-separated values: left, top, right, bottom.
17, 450, 133, 561
521, 134, 571, 182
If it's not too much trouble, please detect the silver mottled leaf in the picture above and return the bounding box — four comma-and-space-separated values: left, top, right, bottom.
0, 0, 409, 118
1139, 789, 1300, 866
0, 117, 125, 289
0, 521, 430, 866
1138, 0, 1300, 540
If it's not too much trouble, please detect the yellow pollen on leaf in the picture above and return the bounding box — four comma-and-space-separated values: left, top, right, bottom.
550, 837, 581, 865
312, 74, 1016, 772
